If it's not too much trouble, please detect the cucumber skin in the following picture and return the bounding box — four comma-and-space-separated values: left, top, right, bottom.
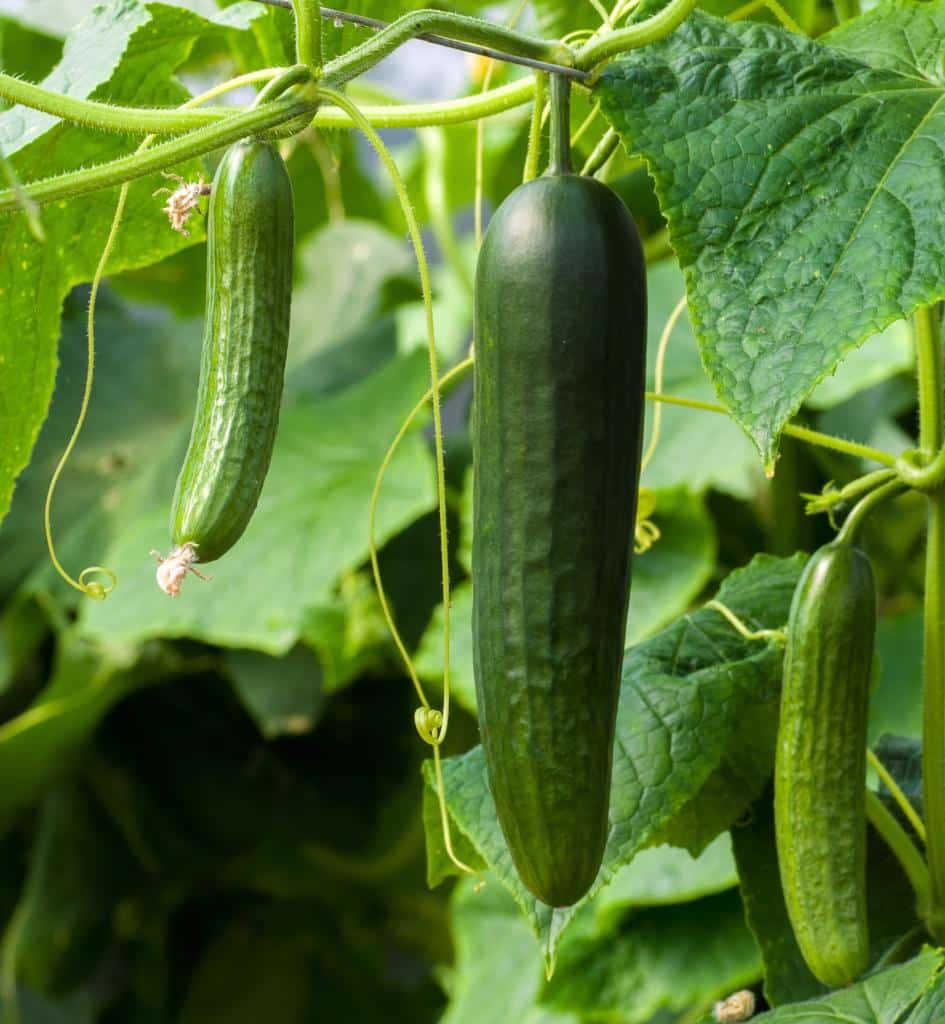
775, 541, 875, 987
171, 139, 294, 563
472, 174, 647, 907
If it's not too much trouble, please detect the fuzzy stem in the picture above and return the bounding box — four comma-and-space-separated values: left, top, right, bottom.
0, 98, 315, 215
292, 0, 322, 71
866, 790, 931, 917
577, 0, 698, 72
547, 75, 572, 176
323, 8, 569, 87
0, 71, 229, 134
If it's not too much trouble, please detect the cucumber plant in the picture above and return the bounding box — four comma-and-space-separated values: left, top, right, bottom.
5, 0, 945, 1019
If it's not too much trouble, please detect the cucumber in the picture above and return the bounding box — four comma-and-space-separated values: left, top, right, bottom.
471, 77, 647, 907
775, 540, 875, 986
157, 138, 294, 594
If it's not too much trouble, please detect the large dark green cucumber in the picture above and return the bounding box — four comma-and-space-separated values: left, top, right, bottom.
472, 78, 647, 907
170, 138, 294, 566
775, 541, 875, 986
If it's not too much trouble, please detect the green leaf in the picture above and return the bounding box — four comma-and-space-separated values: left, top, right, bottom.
0, 0, 267, 526
424, 553, 805, 962
593, 834, 738, 931
441, 878, 578, 1024
223, 645, 325, 739
596, 3, 945, 467
0, 633, 192, 835
0, 294, 204, 598
14, 782, 139, 995
627, 486, 716, 643
643, 261, 760, 499
905, 967, 945, 1023
178, 921, 313, 1024
752, 949, 943, 1022
871, 610, 924, 742
79, 351, 435, 653
542, 891, 761, 1023
0, 17, 62, 81
806, 319, 914, 411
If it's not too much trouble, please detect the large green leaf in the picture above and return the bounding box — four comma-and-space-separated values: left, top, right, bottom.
542, 891, 761, 1023
0, 0, 267, 526
423, 553, 805, 963
752, 949, 943, 1022
643, 261, 761, 499
594, 833, 737, 930
597, 2, 945, 467
79, 350, 435, 653
0, 633, 193, 835
441, 879, 578, 1024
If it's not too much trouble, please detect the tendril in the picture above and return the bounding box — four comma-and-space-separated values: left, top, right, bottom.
320, 81, 477, 878
705, 600, 786, 644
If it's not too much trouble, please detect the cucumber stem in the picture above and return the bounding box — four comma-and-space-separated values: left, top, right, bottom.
914, 303, 945, 941
547, 75, 572, 176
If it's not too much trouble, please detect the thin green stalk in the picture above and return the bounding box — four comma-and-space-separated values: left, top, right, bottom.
577, 0, 699, 72
323, 9, 570, 88
251, 64, 311, 106
420, 128, 473, 297
832, 0, 861, 22
291, 0, 322, 71
912, 303, 945, 941
644, 392, 898, 467
522, 73, 548, 185
834, 479, 906, 545
548, 75, 572, 176
0, 143, 43, 240
580, 126, 619, 177
317, 77, 534, 129
0, 70, 229, 134
868, 749, 926, 844
866, 789, 931, 917
0, 98, 315, 214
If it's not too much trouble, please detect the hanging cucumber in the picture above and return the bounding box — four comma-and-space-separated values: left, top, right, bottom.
155, 138, 294, 596
472, 76, 647, 907
775, 540, 875, 986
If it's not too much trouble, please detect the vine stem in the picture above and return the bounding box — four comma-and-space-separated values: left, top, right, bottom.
319, 85, 474, 878
577, 0, 698, 72
866, 790, 931, 917
834, 479, 906, 546
0, 97, 315, 214
867, 749, 926, 844
322, 9, 571, 87
644, 392, 898, 467
291, 0, 322, 71
913, 303, 945, 940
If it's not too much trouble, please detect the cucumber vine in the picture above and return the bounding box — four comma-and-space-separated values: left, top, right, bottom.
7, 0, 945, 966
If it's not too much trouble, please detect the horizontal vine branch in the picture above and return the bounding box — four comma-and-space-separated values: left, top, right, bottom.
0, 71, 230, 135
0, 98, 315, 215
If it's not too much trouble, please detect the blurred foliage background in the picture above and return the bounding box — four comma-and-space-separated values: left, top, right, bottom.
0, 0, 928, 1021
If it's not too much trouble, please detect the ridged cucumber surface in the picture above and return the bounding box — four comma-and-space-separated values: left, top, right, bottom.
171, 138, 294, 564
472, 171, 647, 907
775, 541, 875, 986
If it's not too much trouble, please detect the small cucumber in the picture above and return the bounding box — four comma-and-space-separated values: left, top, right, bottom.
157, 139, 294, 595
472, 78, 647, 907
775, 540, 875, 986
